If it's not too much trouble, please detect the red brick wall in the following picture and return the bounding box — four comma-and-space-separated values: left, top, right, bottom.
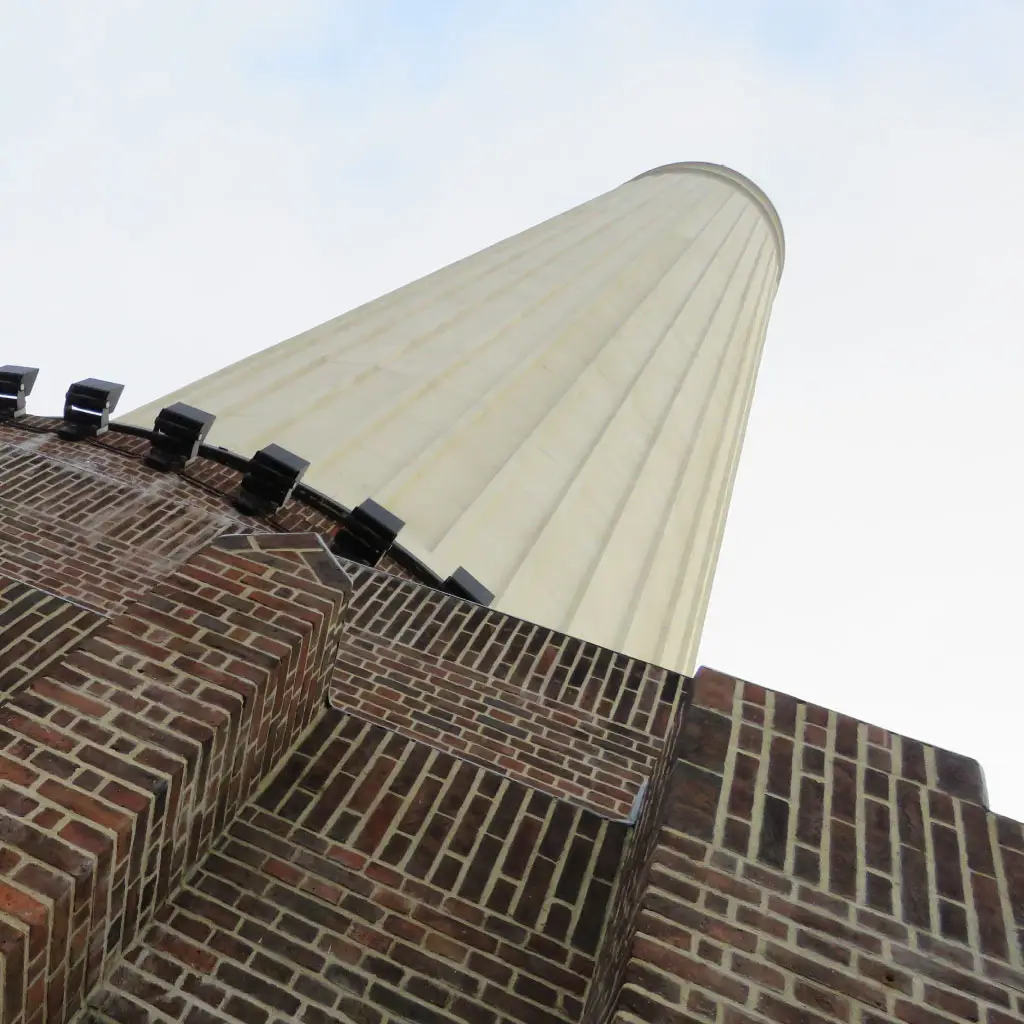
89, 710, 628, 1023
4, 417, 1024, 1024
0, 417, 686, 824
376, 553, 428, 583
0, 578, 101, 698
329, 565, 684, 819
583, 676, 694, 1023
0, 421, 433, 616
344, 566, 682, 736
0, 431, 247, 613
610, 668, 1024, 1024
328, 565, 684, 820
0, 532, 350, 1024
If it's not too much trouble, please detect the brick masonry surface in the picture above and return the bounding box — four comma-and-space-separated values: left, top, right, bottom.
2, 417, 1024, 1024
583, 675, 694, 1024
0, 422, 431, 616
0, 419, 687, 821
330, 565, 685, 819
88, 710, 628, 1023
0, 579, 101, 699
376, 554, 426, 584
342, 567, 683, 738
610, 668, 1024, 1024
0, 528, 350, 1024
0, 437, 244, 614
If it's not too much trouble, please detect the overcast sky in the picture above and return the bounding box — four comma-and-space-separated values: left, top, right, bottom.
3, 2, 1023, 818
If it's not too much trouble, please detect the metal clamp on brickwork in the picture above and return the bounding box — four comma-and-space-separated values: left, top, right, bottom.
0, 365, 39, 420
59, 378, 124, 439
331, 498, 405, 566
146, 402, 216, 471
442, 566, 494, 607
235, 443, 309, 516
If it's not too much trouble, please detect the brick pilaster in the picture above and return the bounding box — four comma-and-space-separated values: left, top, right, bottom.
611, 668, 1024, 1024
0, 533, 350, 1024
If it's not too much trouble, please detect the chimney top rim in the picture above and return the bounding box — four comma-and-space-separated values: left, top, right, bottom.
630, 161, 785, 272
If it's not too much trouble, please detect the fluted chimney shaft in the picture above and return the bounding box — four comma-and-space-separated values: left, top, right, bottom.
125, 162, 784, 672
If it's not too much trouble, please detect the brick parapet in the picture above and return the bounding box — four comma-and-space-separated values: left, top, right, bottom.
0, 533, 351, 1024
333, 564, 685, 817
343, 566, 683, 735
331, 631, 661, 819
0, 435, 248, 614
611, 668, 1024, 1024
0, 420, 437, 596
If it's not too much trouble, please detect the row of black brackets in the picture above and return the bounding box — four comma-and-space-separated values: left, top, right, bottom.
0, 365, 125, 438
0, 365, 40, 420
0, 365, 492, 606
330, 498, 494, 606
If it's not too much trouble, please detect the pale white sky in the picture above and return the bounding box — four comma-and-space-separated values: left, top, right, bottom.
3, 2, 1023, 817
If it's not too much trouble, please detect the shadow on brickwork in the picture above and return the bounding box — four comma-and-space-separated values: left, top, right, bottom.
0, 578, 103, 701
